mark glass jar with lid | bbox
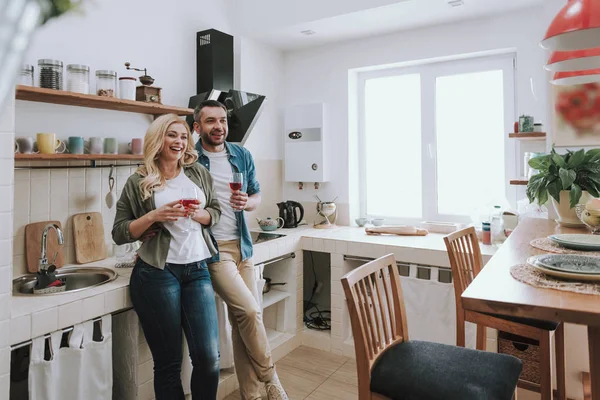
[95,70,117,97]
[19,65,34,87]
[38,59,64,90]
[66,64,90,94]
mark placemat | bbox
[529,237,600,256]
[510,264,600,296]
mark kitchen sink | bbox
[12,267,118,296]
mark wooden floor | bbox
[224,346,358,400]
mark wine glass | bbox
[180,187,200,232]
[229,173,244,213]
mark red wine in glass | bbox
[229,182,242,191]
[180,199,200,208]
[180,187,200,232]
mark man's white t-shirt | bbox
[153,169,212,264]
[201,148,240,241]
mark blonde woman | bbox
[113,114,221,400]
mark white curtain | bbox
[28,315,113,400]
[400,265,476,349]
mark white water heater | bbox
[284,103,328,183]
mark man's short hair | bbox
[193,100,227,123]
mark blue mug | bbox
[68,136,84,154]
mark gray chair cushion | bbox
[370,340,522,400]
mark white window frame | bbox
[357,53,517,225]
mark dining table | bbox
[461,217,599,399]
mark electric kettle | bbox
[277,201,304,228]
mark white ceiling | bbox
[235,0,544,50]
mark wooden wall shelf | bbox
[509,179,529,186]
[15,85,194,116]
[508,132,546,140]
[15,154,143,161]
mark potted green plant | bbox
[527,147,600,226]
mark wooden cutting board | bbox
[72,212,107,264]
[25,221,65,273]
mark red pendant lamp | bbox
[551,68,600,85]
[545,47,600,71]
[541,0,600,51]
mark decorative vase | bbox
[551,190,592,227]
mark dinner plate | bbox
[527,256,600,282]
[548,234,600,251]
[529,254,600,274]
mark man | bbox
[193,100,288,400]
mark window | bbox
[357,54,516,224]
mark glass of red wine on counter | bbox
[180,187,200,232]
[230,172,244,212]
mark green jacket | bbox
[112,163,221,269]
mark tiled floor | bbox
[223,346,358,400]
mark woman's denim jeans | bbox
[130,259,220,400]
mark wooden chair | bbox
[341,253,523,400]
[444,226,566,400]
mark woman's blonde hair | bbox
[137,114,198,200]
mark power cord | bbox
[304,251,331,331]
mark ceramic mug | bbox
[36,133,66,154]
[85,137,104,154]
[104,137,118,155]
[68,136,84,154]
[128,138,143,155]
[16,137,36,154]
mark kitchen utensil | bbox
[527,256,600,282]
[262,277,286,294]
[315,199,337,229]
[15,137,35,154]
[365,226,429,236]
[104,137,118,154]
[68,136,84,154]
[128,138,143,155]
[113,242,138,268]
[25,221,65,273]
[36,133,66,154]
[277,201,304,228]
[85,137,104,154]
[72,212,107,264]
[532,254,600,275]
[105,165,116,209]
[548,233,600,251]
[355,218,368,227]
[256,217,284,231]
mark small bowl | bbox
[355,218,368,227]
[575,204,600,234]
[371,218,385,226]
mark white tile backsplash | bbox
[0,321,8,347]
[0,267,10,293]
[10,315,31,344]
[13,166,127,276]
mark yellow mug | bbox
[36,133,66,154]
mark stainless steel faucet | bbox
[39,223,64,271]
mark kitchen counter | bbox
[10,224,497,346]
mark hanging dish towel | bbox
[28,316,113,400]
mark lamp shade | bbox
[551,69,600,85]
[541,0,600,51]
[545,47,600,71]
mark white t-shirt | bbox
[153,169,212,264]
[201,148,240,241]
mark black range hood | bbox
[187,29,266,145]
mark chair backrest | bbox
[341,254,408,397]
[443,226,484,300]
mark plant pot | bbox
[551,190,592,227]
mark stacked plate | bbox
[548,234,600,251]
[527,254,600,282]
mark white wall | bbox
[0,94,15,399]
[282,6,548,214]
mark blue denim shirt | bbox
[196,140,260,262]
